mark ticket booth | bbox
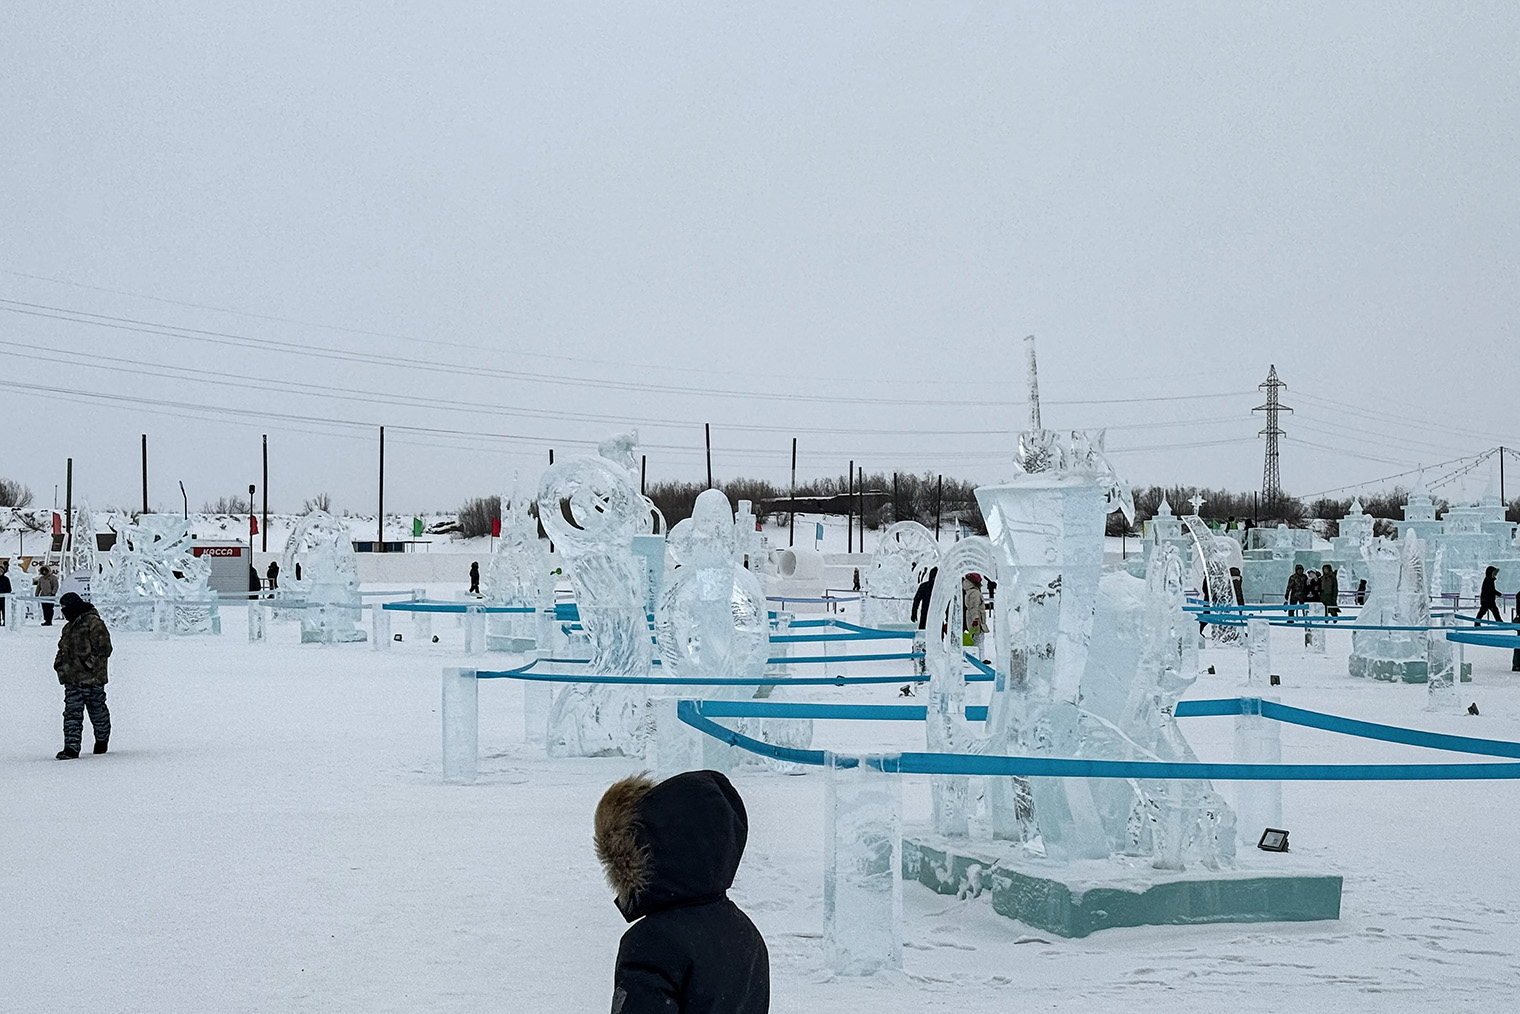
[192,542,252,597]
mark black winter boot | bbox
[56,748,80,760]
[93,739,108,755]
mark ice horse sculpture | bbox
[94,513,219,634]
[861,521,940,628]
[279,511,366,643]
[484,477,553,652]
[1350,533,1432,682]
[536,433,656,757]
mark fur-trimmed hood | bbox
[594,770,749,923]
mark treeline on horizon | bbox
[454,472,1520,540]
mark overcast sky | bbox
[2,3,1516,515]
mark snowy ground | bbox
[6,601,1520,1012]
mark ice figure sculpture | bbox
[1350,534,1430,681]
[536,433,655,757]
[1183,502,1243,644]
[655,489,768,686]
[862,521,939,628]
[93,514,219,634]
[279,511,366,643]
[59,500,98,593]
[485,476,553,652]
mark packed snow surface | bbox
[5,600,1520,1012]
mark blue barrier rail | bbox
[675,696,1520,779]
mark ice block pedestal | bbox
[441,667,479,784]
[902,834,1342,938]
[824,755,902,975]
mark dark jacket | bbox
[1482,571,1501,608]
[910,569,938,631]
[1320,567,1339,608]
[595,770,769,1014]
[54,596,112,687]
[1285,571,1307,605]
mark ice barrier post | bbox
[246,598,266,643]
[1233,697,1282,846]
[411,588,432,643]
[1247,618,1271,686]
[523,654,550,748]
[823,753,902,975]
[372,602,391,651]
[442,667,479,784]
[1305,603,1326,654]
[1426,617,1458,713]
[464,604,484,656]
[651,696,705,780]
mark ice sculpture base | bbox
[902,834,1342,938]
[301,628,368,644]
[1348,657,1472,684]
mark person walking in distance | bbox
[910,567,938,677]
[1284,564,1307,617]
[53,592,113,760]
[35,564,59,625]
[469,561,480,595]
[0,565,10,626]
[266,559,280,591]
[1477,566,1504,624]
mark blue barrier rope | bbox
[382,601,535,614]
[675,697,1520,779]
[1446,629,1520,648]
[485,669,931,687]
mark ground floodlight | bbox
[1257,828,1290,852]
[1269,674,1281,686]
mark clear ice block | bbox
[1233,698,1282,846]
[823,754,902,975]
[441,667,479,784]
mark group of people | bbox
[0,563,61,626]
[1284,563,1341,616]
[907,567,992,668]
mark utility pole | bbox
[847,460,854,554]
[789,437,797,548]
[377,425,385,552]
[141,434,149,514]
[248,483,256,580]
[1253,365,1292,516]
[261,434,269,552]
[65,458,73,540]
[705,423,713,489]
[935,474,943,538]
[640,454,646,496]
[180,480,188,520]
[857,464,864,553]
[892,472,899,526]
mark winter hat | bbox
[59,592,88,621]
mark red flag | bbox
[491,517,502,538]
[250,514,260,537]
[52,512,61,535]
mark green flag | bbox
[412,517,423,537]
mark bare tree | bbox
[301,492,334,515]
[0,477,35,508]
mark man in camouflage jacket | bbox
[53,592,113,760]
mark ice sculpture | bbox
[1350,534,1430,681]
[655,489,768,686]
[536,432,655,757]
[279,511,366,643]
[59,500,98,592]
[93,513,220,634]
[1183,500,1243,644]
[862,521,940,628]
[918,337,1236,869]
[484,476,553,652]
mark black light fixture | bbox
[1269,674,1281,686]
[1257,828,1290,852]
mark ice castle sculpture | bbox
[861,521,940,628]
[93,513,220,634]
[1350,533,1434,682]
[279,511,366,643]
[484,477,553,652]
[536,432,657,757]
